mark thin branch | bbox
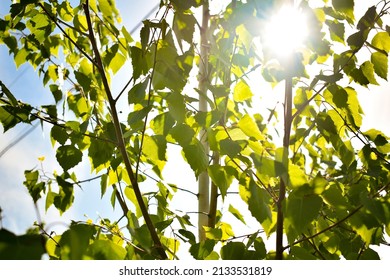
[38,3,97,68]
[83,0,167,259]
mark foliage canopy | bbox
[0,0,390,260]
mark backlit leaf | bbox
[182,139,208,177]
[372,32,390,52]
[285,193,322,233]
[87,240,126,260]
[233,80,253,102]
[371,52,388,80]
[238,114,264,141]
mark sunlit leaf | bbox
[233,80,253,102]
[87,240,126,260]
[371,52,388,80]
[372,32,390,53]
[238,114,264,141]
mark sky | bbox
[0,0,390,259]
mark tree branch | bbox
[82,0,167,259]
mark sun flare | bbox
[264,5,308,56]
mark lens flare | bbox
[264,5,308,57]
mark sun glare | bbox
[264,5,308,57]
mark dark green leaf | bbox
[178,229,196,245]
[88,138,115,170]
[56,145,83,171]
[189,240,216,260]
[0,229,45,260]
[140,22,150,53]
[0,81,18,106]
[23,170,45,203]
[128,77,149,104]
[347,30,368,50]
[221,242,246,260]
[51,125,68,145]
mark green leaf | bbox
[290,246,317,260]
[56,223,95,259]
[326,19,345,43]
[58,1,74,22]
[23,170,45,203]
[170,123,195,147]
[150,112,175,136]
[347,30,368,50]
[87,240,126,260]
[173,12,196,49]
[371,52,388,80]
[233,80,253,102]
[228,204,246,225]
[0,81,18,106]
[372,32,390,53]
[56,145,83,171]
[54,176,75,214]
[143,135,167,162]
[51,125,68,145]
[361,61,379,85]
[178,229,196,245]
[128,77,149,104]
[285,194,322,233]
[250,154,285,178]
[332,0,354,22]
[189,240,216,260]
[239,178,272,225]
[321,183,349,209]
[238,114,264,141]
[219,138,242,158]
[208,165,235,197]
[0,229,45,260]
[166,92,186,123]
[140,22,150,53]
[103,44,126,74]
[221,242,246,260]
[182,139,208,177]
[288,164,309,190]
[130,46,149,80]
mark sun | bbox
[263,4,308,57]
